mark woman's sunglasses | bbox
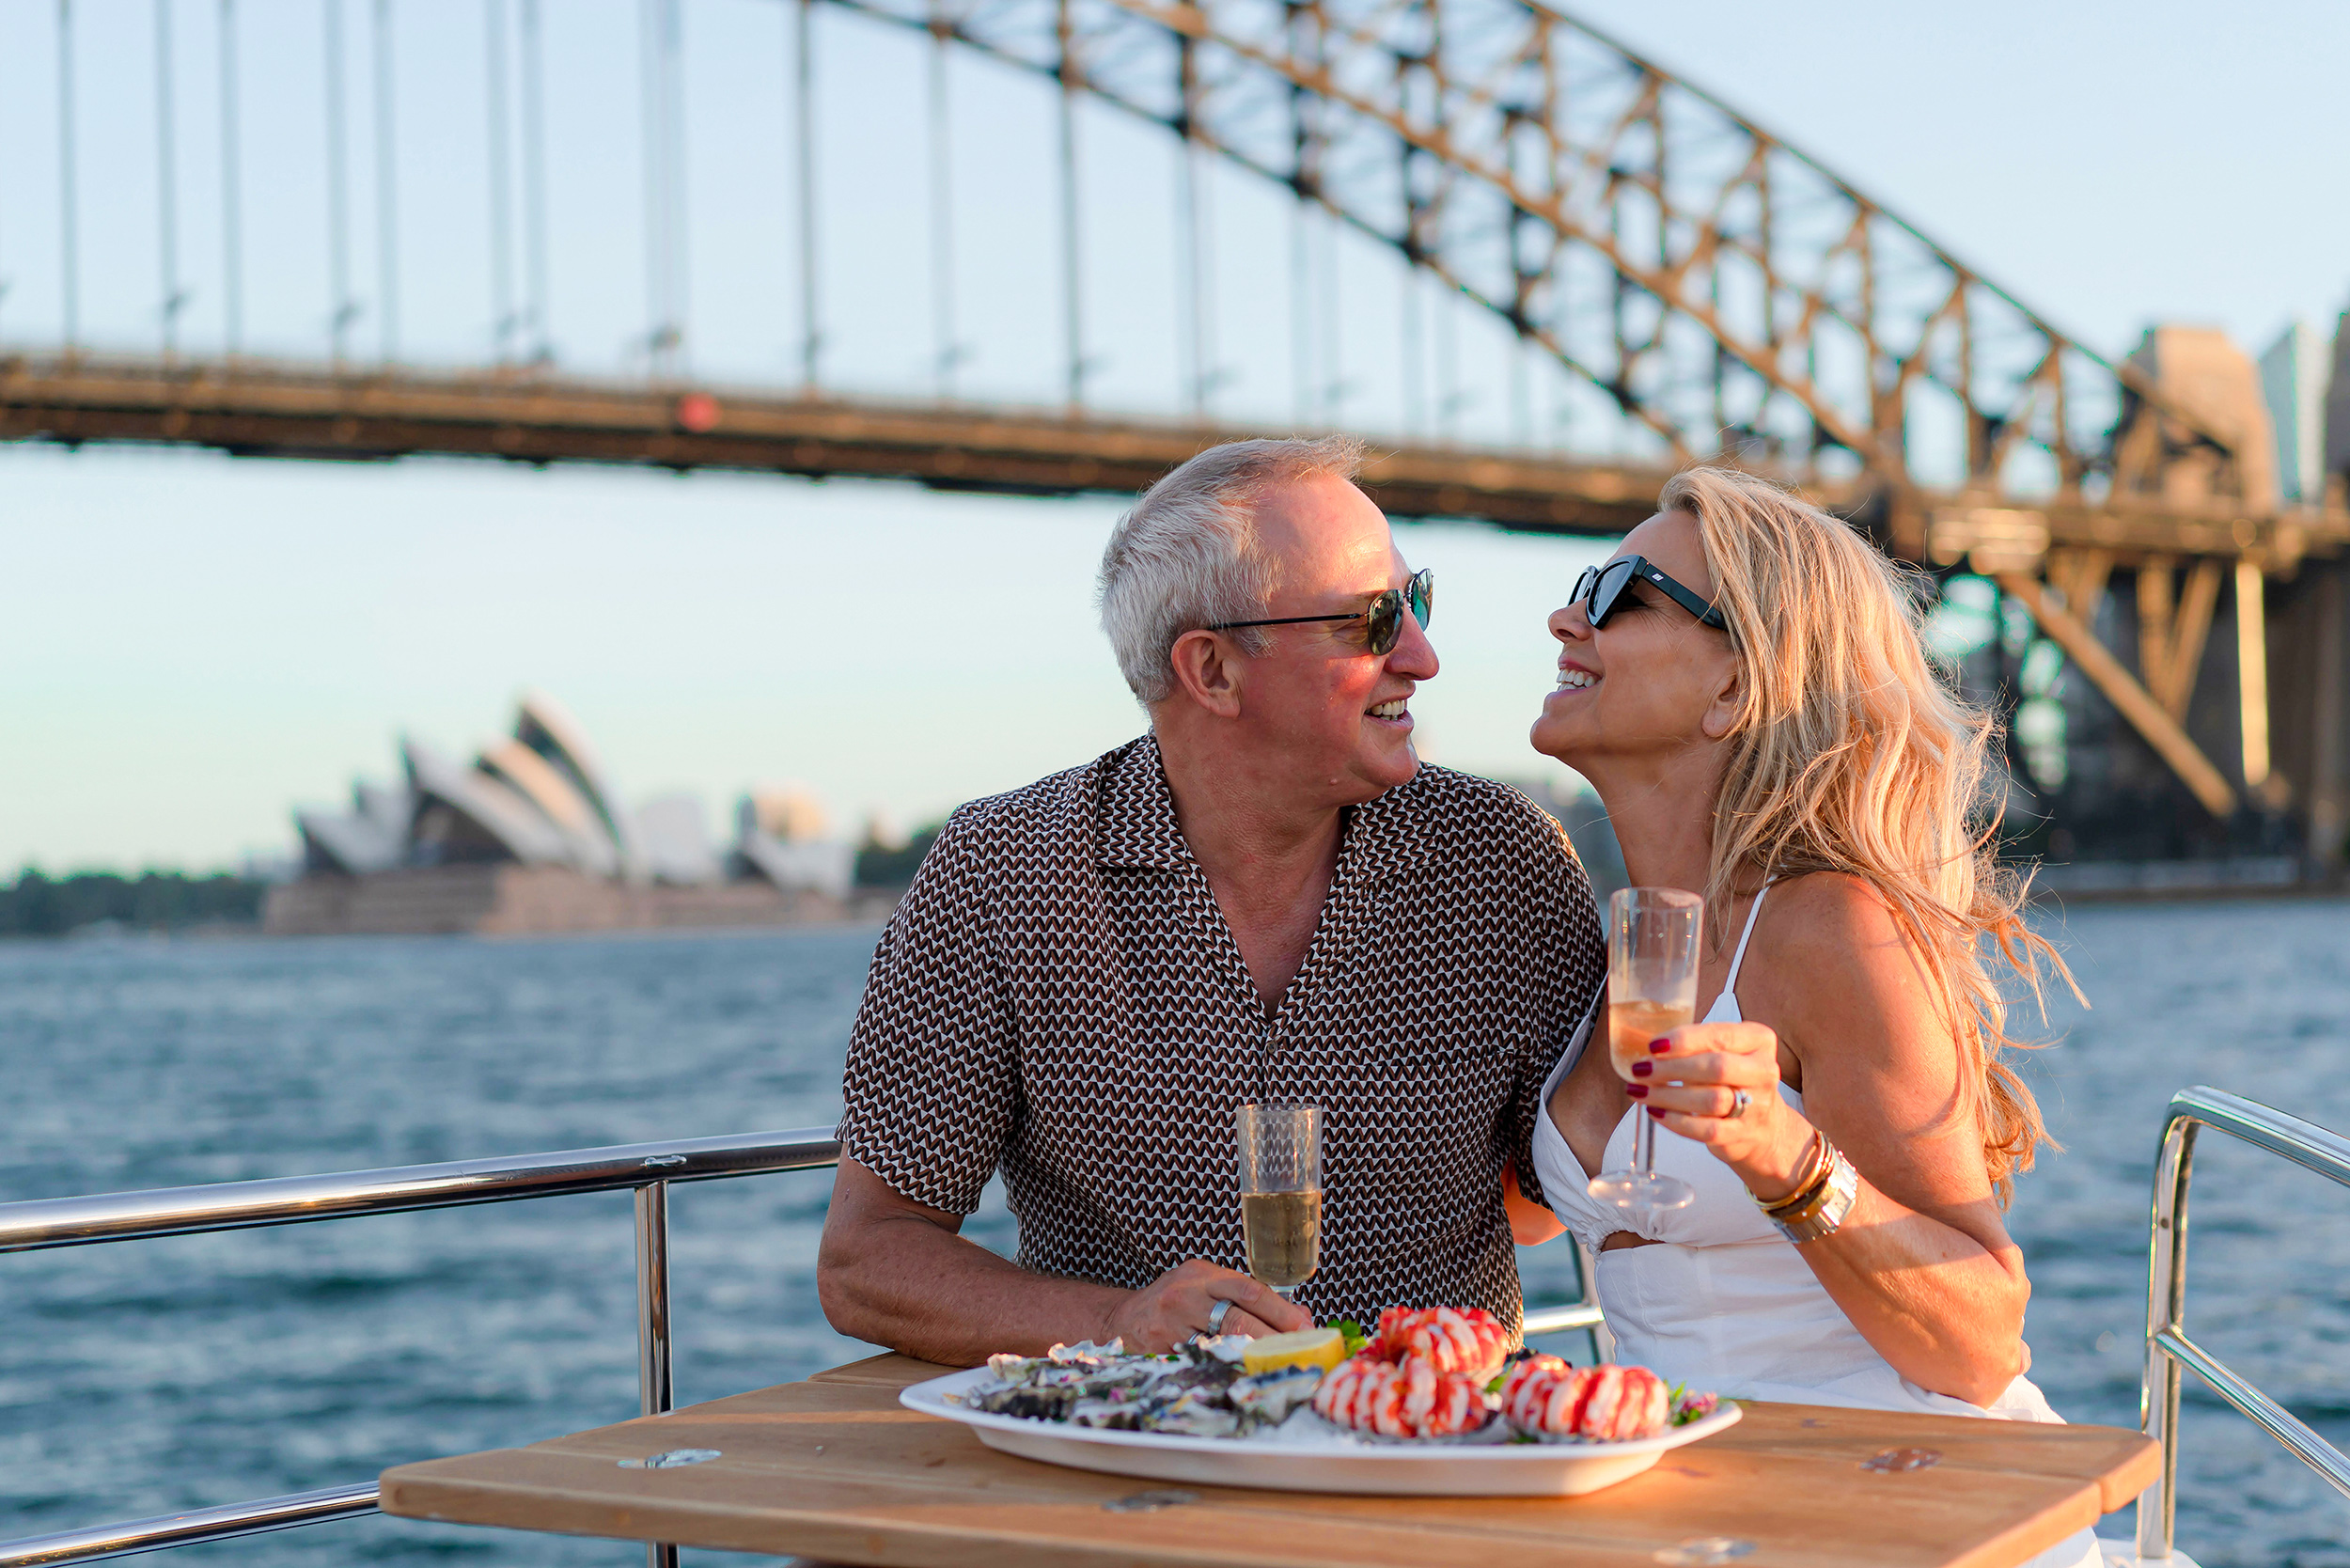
[1572,557,1727,632]
[1208,568,1434,657]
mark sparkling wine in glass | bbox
[1236,1102,1323,1299]
[1588,887,1701,1222]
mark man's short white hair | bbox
[1097,436,1368,704]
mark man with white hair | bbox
[819,436,1604,1362]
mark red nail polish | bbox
[1631,1060,1653,1078]
[1627,1083,1649,1099]
[1647,1106,1665,1119]
[1650,1038,1671,1054]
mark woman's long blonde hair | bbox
[1663,465,2073,1204]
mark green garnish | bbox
[1667,1383,1721,1425]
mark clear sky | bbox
[4,0,2344,871]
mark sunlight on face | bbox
[1529,509,1734,774]
[1243,474,1440,801]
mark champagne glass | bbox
[1587,887,1700,1222]
[1236,1103,1323,1301]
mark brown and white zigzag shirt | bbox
[838,733,1605,1334]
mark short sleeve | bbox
[836,814,1019,1215]
[1506,804,1606,1213]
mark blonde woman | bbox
[1528,468,2096,1567]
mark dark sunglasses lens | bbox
[1409,572,1434,629]
[1588,559,1637,627]
[1365,592,1404,655]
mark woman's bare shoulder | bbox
[1760,872,1917,966]
[1751,873,1951,1064]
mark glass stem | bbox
[1634,1099,1657,1177]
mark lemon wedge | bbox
[1242,1326,1348,1375]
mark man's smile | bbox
[1367,698,1412,725]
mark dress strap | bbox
[1722,881,1773,996]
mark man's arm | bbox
[1505,795,1608,1218]
[1500,1164,1566,1247]
[818,1156,1305,1363]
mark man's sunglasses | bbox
[1208,568,1434,656]
[1572,557,1727,632]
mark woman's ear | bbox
[1699,647,1742,741]
[1168,628,1246,719]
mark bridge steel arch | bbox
[848,0,2269,537]
[836,0,2349,832]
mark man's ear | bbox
[1699,648,1742,741]
[1167,628,1246,719]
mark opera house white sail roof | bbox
[291,693,850,898]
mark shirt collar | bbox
[1335,770,1440,887]
[1095,732,1438,885]
[1095,734,1194,870]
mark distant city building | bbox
[271,692,875,935]
[733,788,854,901]
[2328,308,2350,495]
[2123,325,2278,512]
[2259,320,2331,503]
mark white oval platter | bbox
[899,1366,1741,1497]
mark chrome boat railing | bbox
[0,1129,846,1568]
[2138,1087,2350,1560]
[0,1133,1603,1567]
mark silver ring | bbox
[1206,1298,1233,1334]
[1731,1088,1752,1117]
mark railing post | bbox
[2138,1112,2199,1560]
[634,1179,677,1568]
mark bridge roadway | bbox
[8,353,2347,570]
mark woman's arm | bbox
[1636,875,2030,1407]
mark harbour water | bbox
[5,898,2348,1566]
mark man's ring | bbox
[1206,1298,1233,1334]
[1731,1088,1752,1117]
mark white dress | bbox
[1530,886,2103,1568]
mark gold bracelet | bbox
[1770,1141,1860,1244]
[1767,1168,1841,1231]
[1758,1130,1828,1216]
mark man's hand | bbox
[1104,1258,1312,1351]
[821,1158,1316,1365]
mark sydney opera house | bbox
[264,693,870,936]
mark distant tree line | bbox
[847,791,1626,897]
[0,870,268,937]
[854,825,941,888]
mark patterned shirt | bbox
[838,734,1605,1333]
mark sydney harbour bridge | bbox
[5,0,2347,867]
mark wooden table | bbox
[380,1354,2156,1568]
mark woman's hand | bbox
[1635,1021,1814,1203]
